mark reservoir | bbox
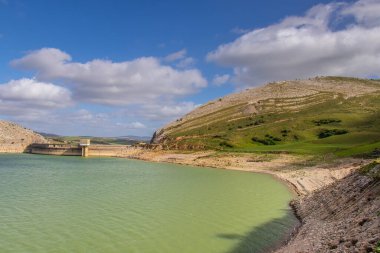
[0,154,297,253]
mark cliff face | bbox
[277,164,380,253]
[0,120,47,153]
[151,77,380,155]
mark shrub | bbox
[281,129,291,137]
[318,129,348,138]
[219,141,233,148]
[312,118,341,126]
[251,134,281,145]
[252,137,275,145]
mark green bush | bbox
[318,129,348,138]
[219,141,234,148]
[252,134,282,145]
[312,118,341,126]
[281,129,291,137]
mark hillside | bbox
[152,77,380,157]
[0,120,47,153]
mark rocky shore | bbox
[276,164,379,253]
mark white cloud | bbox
[116,121,146,129]
[342,0,380,27]
[139,102,199,121]
[231,27,250,34]
[164,49,187,62]
[0,78,72,109]
[212,74,230,86]
[164,49,195,68]
[207,0,380,87]
[12,48,207,106]
[176,57,195,68]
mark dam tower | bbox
[79,139,90,157]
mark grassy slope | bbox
[160,77,380,157]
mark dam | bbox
[29,139,144,157]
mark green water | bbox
[0,154,297,253]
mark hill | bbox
[152,77,380,157]
[0,120,47,153]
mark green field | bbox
[160,77,380,158]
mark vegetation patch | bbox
[359,161,380,180]
[281,129,291,137]
[318,129,348,139]
[252,134,282,145]
[312,118,342,126]
[219,141,234,148]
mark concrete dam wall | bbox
[29,143,144,157]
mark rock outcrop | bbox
[277,165,380,253]
[0,120,47,153]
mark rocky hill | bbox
[152,77,380,157]
[0,120,47,153]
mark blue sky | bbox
[0,0,379,137]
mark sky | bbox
[0,0,379,137]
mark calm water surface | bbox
[0,154,297,253]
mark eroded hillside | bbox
[0,120,47,153]
[152,77,380,157]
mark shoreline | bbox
[127,150,364,196]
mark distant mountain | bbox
[152,77,380,157]
[117,135,151,142]
[37,132,61,138]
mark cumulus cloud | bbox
[207,0,380,87]
[342,0,380,27]
[12,48,207,106]
[212,74,230,86]
[0,78,72,109]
